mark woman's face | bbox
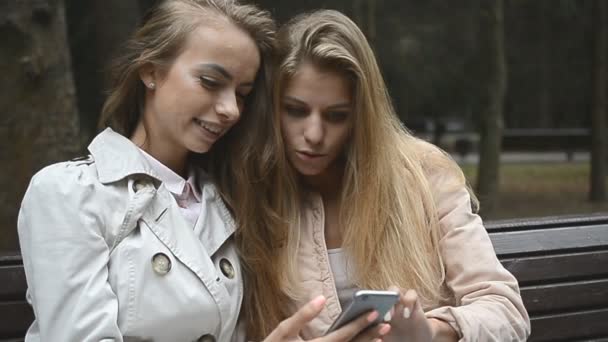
[140,20,260,157]
[280,62,353,179]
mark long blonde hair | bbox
[238,9,476,339]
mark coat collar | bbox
[88,128,161,184]
[88,128,207,190]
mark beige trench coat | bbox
[18,128,242,342]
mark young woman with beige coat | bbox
[236,9,531,342]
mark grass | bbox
[460,162,608,220]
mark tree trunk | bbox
[476,0,506,215]
[353,0,376,45]
[65,0,141,143]
[0,0,80,251]
[590,0,607,202]
[367,0,376,46]
[537,1,551,128]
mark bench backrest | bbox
[487,214,608,342]
[1,214,607,341]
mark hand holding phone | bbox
[325,290,399,335]
[263,295,391,341]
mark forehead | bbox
[176,19,261,81]
[284,63,353,105]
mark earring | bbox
[148,82,156,89]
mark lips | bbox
[296,150,327,160]
[194,118,223,137]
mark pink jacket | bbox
[288,167,531,341]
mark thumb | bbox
[268,296,326,340]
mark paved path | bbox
[453,152,590,165]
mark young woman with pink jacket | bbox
[236,9,531,342]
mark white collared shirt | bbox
[138,148,202,228]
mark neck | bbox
[303,161,344,200]
[131,121,189,177]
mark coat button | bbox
[219,258,235,279]
[132,179,146,192]
[151,253,171,275]
[197,334,216,342]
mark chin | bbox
[296,167,324,177]
[189,143,213,154]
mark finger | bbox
[387,285,401,293]
[352,323,391,342]
[274,296,326,338]
[386,285,403,321]
[392,298,405,322]
[401,289,418,319]
[325,310,379,341]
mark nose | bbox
[215,91,240,124]
[303,113,324,146]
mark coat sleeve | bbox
[424,168,531,342]
[17,163,123,341]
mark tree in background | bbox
[66,0,142,143]
[505,0,592,129]
[0,0,80,250]
[589,0,607,202]
[476,0,506,214]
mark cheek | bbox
[330,126,351,153]
[280,117,297,146]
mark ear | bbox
[139,64,157,89]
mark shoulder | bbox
[399,136,465,185]
[23,156,127,211]
[403,137,478,209]
[27,156,99,196]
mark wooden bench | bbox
[446,128,591,160]
[501,128,590,161]
[1,214,607,341]
[0,253,31,341]
[486,213,608,341]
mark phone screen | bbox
[325,290,399,335]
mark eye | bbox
[325,111,349,123]
[236,91,248,102]
[284,104,308,118]
[199,76,220,88]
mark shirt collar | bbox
[88,128,203,202]
[138,148,201,202]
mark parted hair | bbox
[98,0,275,138]
[97,0,277,226]
[238,9,476,339]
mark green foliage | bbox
[251,0,593,130]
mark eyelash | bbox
[200,76,248,104]
[284,105,349,123]
[284,105,308,117]
[199,76,220,88]
[326,111,349,123]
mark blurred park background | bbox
[2,0,608,253]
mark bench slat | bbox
[485,213,608,232]
[500,250,608,284]
[529,308,608,342]
[0,302,33,339]
[0,266,27,301]
[520,278,608,314]
[490,224,608,256]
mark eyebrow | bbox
[198,63,232,79]
[284,96,351,110]
[197,63,255,87]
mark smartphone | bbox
[325,290,400,335]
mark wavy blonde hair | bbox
[237,9,478,339]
